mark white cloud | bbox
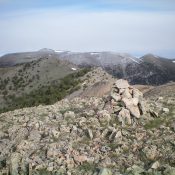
[0,9,175,57]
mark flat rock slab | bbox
[114,79,130,89]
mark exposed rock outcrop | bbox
[0,79,174,175]
[110,79,144,126]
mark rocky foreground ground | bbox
[0,79,175,175]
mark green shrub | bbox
[0,68,91,113]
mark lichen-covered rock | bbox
[132,88,143,99]
[98,168,112,175]
[151,161,160,169]
[114,79,130,89]
[64,111,75,119]
[162,107,169,113]
[126,165,145,175]
[143,145,159,161]
[97,110,111,125]
[9,153,21,175]
[118,108,132,125]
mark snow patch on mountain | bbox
[129,57,140,64]
[90,52,99,55]
[55,50,65,53]
[71,68,77,71]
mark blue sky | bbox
[0,0,175,58]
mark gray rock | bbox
[111,91,121,102]
[9,153,21,175]
[114,79,130,89]
[98,168,112,175]
[64,111,75,119]
[132,88,143,99]
[87,129,93,139]
[162,108,169,113]
[122,88,132,99]
[126,165,145,175]
[28,130,41,142]
[118,108,132,125]
[97,110,111,125]
[164,166,175,175]
[122,98,140,118]
[151,161,160,169]
[150,110,159,118]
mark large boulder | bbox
[114,79,130,89]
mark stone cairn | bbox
[110,79,145,126]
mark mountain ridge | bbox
[0,49,175,86]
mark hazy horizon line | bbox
[0,48,175,59]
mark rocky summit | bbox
[0,79,175,175]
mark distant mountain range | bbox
[0,48,175,85]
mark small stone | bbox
[101,128,109,138]
[9,153,21,175]
[127,165,144,175]
[97,110,111,124]
[73,155,87,164]
[87,129,93,139]
[114,130,122,143]
[158,97,163,100]
[151,161,160,169]
[144,145,159,161]
[52,129,60,139]
[150,110,159,118]
[64,111,75,119]
[162,108,169,113]
[109,129,117,141]
[47,166,54,172]
[170,121,175,132]
[118,108,132,125]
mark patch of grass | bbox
[72,137,91,149]
[0,68,91,114]
[33,169,51,175]
[145,104,175,130]
[78,162,96,173]
[107,142,118,151]
[144,118,164,129]
[38,113,48,121]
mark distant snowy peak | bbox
[90,52,100,55]
[55,50,65,53]
[54,50,69,53]
[57,51,142,67]
[128,57,140,64]
[38,48,55,53]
